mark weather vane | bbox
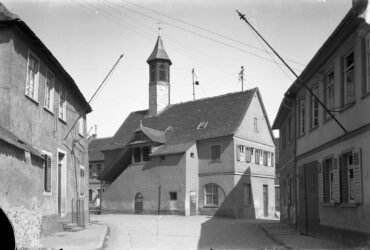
[157,20,162,36]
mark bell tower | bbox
[147,35,172,116]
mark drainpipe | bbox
[293,98,298,230]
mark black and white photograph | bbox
[0,0,370,249]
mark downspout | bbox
[293,98,298,229]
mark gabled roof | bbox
[134,126,166,144]
[0,126,43,159]
[102,88,257,151]
[147,35,172,64]
[0,2,92,113]
[88,137,112,162]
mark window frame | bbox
[159,64,166,81]
[237,145,245,161]
[204,183,219,206]
[79,165,86,197]
[343,50,355,105]
[25,51,40,102]
[325,69,335,120]
[253,117,258,132]
[310,84,319,129]
[58,87,67,122]
[44,69,55,113]
[298,96,306,136]
[210,144,221,162]
[42,150,52,195]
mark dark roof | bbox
[102,88,257,151]
[0,126,43,159]
[88,137,112,162]
[136,126,166,144]
[0,2,92,113]
[147,36,172,64]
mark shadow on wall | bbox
[214,169,255,219]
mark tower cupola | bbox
[147,36,171,116]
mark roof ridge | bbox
[0,2,19,20]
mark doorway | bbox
[263,185,268,217]
[134,192,143,214]
[189,191,197,216]
[57,150,66,216]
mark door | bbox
[299,162,319,235]
[134,192,143,214]
[189,191,197,216]
[263,185,268,217]
[57,151,66,216]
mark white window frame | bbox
[343,51,355,105]
[25,51,40,101]
[237,145,245,161]
[44,69,55,112]
[42,150,52,195]
[204,183,219,206]
[267,152,272,167]
[311,84,319,128]
[79,165,86,197]
[58,87,67,122]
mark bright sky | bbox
[3,0,351,138]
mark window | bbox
[263,151,268,166]
[253,117,258,132]
[204,183,219,206]
[250,148,255,164]
[311,85,319,128]
[133,147,141,163]
[243,184,251,206]
[245,147,252,163]
[255,149,262,165]
[26,52,39,101]
[169,192,177,201]
[267,152,272,167]
[89,164,93,177]
[237,145,245,161]
[44,69,54,111]
[159,64,166,81]
[323,158,335,203]
[142,146,150,161]
[210,145,221,162]
[89,189,93,202]
[43,151,52,193]
[366,34,370,93]
[325,70,335,117]
[59,87,67,121]
[197,121,208,129]
[344,51,355,105]
[150,64,156,82]
[299,97,306,135]
[78,117,84,136]
[79,165,85,197]
[96,164,102,176]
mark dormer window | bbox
[132,146,151,163]
[159,64,166,81]
[197,121,208,130]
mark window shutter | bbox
[259,150,263,165]
[353,149,363,204]
[333,158,340,203]
[340,155,349,203]
[318,161,324,204]
[46,155,52,192]
[236,145,240,161]
[251,148,255,164]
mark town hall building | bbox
[97,35,277,218]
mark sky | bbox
[3,0,351,138]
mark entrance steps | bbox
[63,223,84,232]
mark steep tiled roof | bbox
[147,36,172,64]
[88,137,112,162]
[0,2,91,113]
[135,126,167,144]
[102,88,257,151]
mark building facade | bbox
[273,0,370,240]
[0,3,91,248]
[97,36,277,218]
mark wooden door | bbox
[189,191,197,216]
[263,185,268,217]
[134,192,143,214]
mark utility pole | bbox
[192,68,199,101]
[236,10,347,134]
[239,66,245,91]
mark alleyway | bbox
[92,214,280,250]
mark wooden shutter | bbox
[245,147,251,163]
[44,154,52,192]
[340,155,349,203]
[318,161,324,204]
[333,158,340,203]
[236,145,240,161]
[353,149,363,204]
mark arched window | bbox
[159,64,166,81]
[204,183,219,206]
[150,64,156,82]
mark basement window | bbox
[169,192,177,201]
[197,121,208,130]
